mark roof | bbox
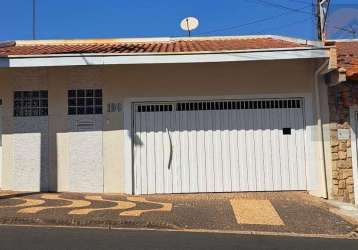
[328,40,358,80]
[0,36,313,57]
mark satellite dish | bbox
[180,17,199,37]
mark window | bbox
[135,99,303,113]
[175,99,302,111]
[14,90,48,117]
[137,104,173,112]
[68,89,103,115]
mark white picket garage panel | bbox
[133,98,307,194]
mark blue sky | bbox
[0,0,356,41]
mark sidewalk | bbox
[0,191,356,237]
[326,200,358,225]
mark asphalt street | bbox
[0,225,356,250]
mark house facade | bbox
[327,40,358,203]
[0,35,341,200]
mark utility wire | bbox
[282,0,315,6]
[249,0,316,16]
[255,16,315,35]
[197,5,313,35]
[334,26,357,39]
[282,0,316,16]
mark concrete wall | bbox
[0,59,323,193]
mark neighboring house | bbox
[0,35,338,200]
[326,39,358,203]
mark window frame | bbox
[13,90,48,117]
[67,89,103,115]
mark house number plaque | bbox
[337,129,350,140]
[107,103,122,113]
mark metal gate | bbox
[133,98,307,194]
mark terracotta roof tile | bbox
[0,37,308,57]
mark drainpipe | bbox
[314,59,329,198]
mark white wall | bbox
[0,59,325,194]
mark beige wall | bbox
[0,59,320,193]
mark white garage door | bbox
[133,98,307,194]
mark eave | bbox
[0,47,330,68]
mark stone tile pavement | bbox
[0,191,356,237]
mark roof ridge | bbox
[14,38,173,46]
[12,35,305,47]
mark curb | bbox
[110,227,358,240]
[0,217,357,240]
[0,222,357,240]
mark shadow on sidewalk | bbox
[0,192,41,200]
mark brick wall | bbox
[328,80,358,203]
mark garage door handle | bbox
[166,128,173,170]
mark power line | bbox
[282,0,314,6]
[256,16,315,35]
[249,0,316,16]
[282,0,316,16]
[280,0,313,4]
[197,5,313,35]
[334,26,357,38]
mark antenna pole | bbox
[317,0,331,41]
[316,0,323,41]
[32,0,36,40]
[186,18,191,37]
